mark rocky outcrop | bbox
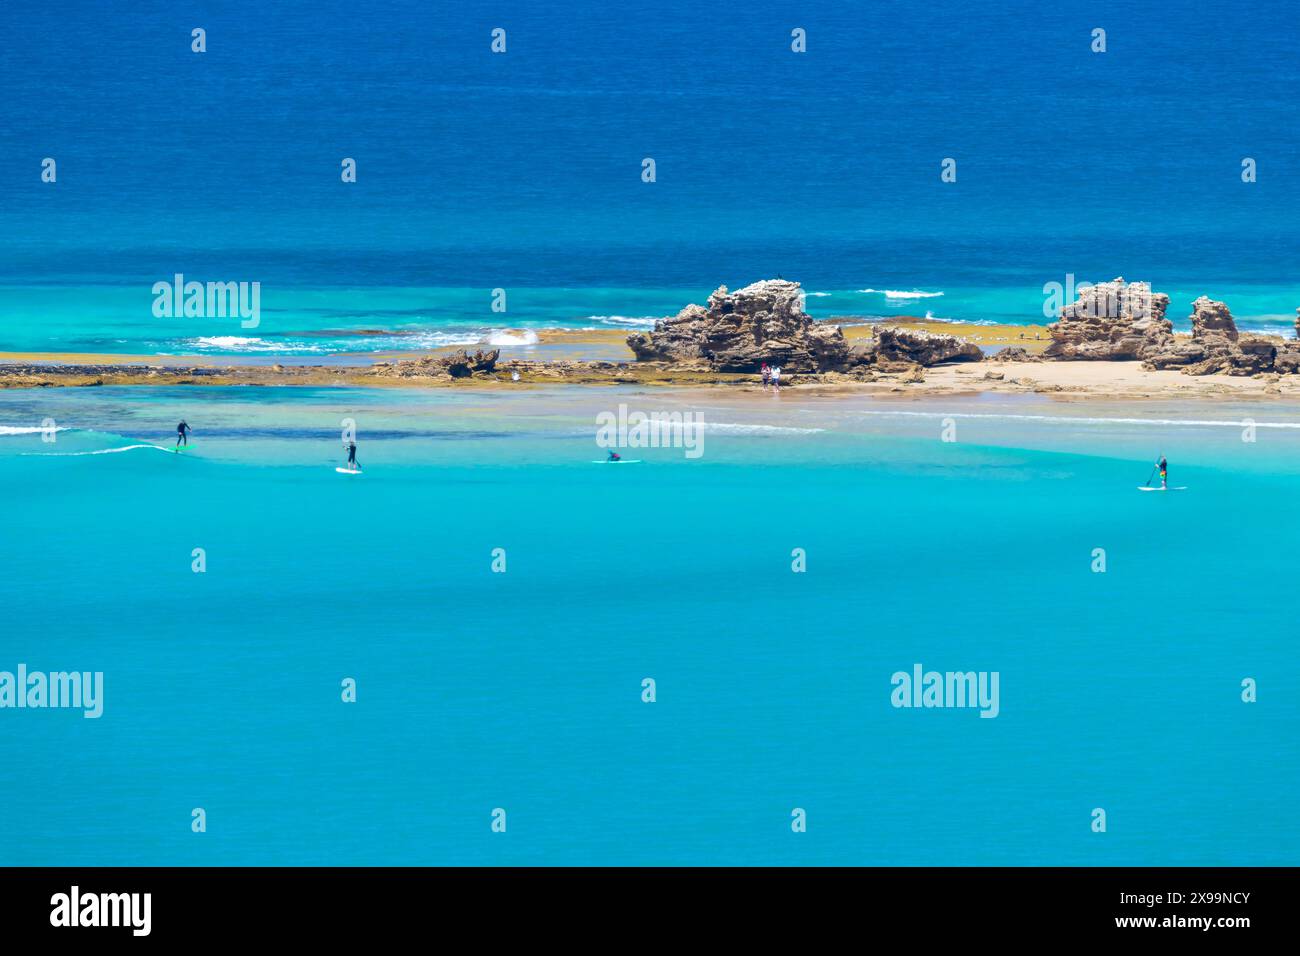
[626,279,849,372]
[872,327,982,365]
[1145,297,1239,370]
[1143,298,1300,375]
[439,348,499,377]
[988,346,1040,362]
[1189,296,1238,345]
[1230,337,1279,375]
[1274,342,1300,374]
[1043,278,1173,360]
[375,348,499,379]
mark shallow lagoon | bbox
[1,385,1296,864]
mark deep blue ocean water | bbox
[1,0,1298,353]
[1,385,1298,865]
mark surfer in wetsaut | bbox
[346,441,360,472]
[176,420,191,448]
[607,449,622,462]
[1158,455,1168,489]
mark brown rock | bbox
[873,327,981,366]
[1273,343,1300,374]
[1044,277,1173,360]
[626,279,849,372]
[1189,296,1238,344]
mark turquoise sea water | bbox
[2,280,1297,357]
[2,385,1296,865]
[3,0,1300,355]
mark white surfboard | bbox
[336,467,362,475]
[1138,486,1186,492]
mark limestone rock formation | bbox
[1145,297,1239,370]
[1274,343,1300,374]
[1189,296,1238,344]
[374,348,499,379]
[1143,298,1300,375]
[1229,337,1278,375]
[440,348,500,377]
[626,280,849,372]
[988,346,1039,362]
[1043,278,1172,360]
[872,327,982,366]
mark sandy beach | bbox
[3,351,1296,401]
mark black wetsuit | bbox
[347,443,358,469]
[176,422,190,447]
[1158,457,1168,488]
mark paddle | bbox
[1144,454,1160,488]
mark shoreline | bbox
[2,354,1297,401]
[4,317,1298,402]
[0,318,1055,366]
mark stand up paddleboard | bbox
[1138,486,1187,492]
[173,444,196,453]
[336,467,362,475]
[591,460,642,464]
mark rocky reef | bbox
[1143,298,1300,375]
[873,327,982,365]
[626,279,850,372]
[1043,278,1173,360]
[372,348,499,380]
[626,279,987,371]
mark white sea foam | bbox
[23,444,176,457]
[485,330,540,346]
[805,291,832,298]
[581,315,658,328]
[703,422,826,434]
[1,425,70,436]
[189,336,329,353]
[858,289,945,300]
